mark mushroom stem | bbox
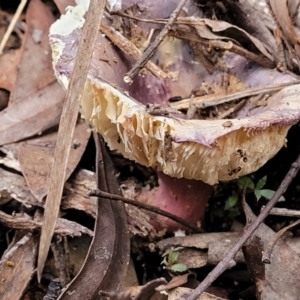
[136,171,213,232]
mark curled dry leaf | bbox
[49,0,300,185]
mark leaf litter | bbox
[1,0,300,299]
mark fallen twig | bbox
[88,189,204,233]
[124,0,187,82]
[261,206,300,217]
[185,152,300,300]
[100,24,169,80]
[170,80,300,110]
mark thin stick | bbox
[100,24,169,80]
[261,206,300,217]
[185,153,300,300]
[88,189,204,233]
[217,99,246,119]
[170,80,300,110]
[262,218,300,263]
[37,0,106,282]
[0,0,27,55]
[124,0,187,82]
[112,11,166,24]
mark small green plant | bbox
[238,175,285,202]
[225,175,285,210]
[161,247,188,273]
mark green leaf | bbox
[259,189,285,202]
[254,189,262,201]
[168,251,179,265]
[254,189,285,202]
[256,176,267,190]
[170,263,188,272]
[225,195,238,210]
[259,189,274,200]
[237,177,255,190]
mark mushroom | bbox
[49,0,300,231]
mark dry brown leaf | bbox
[0,80,65,146]
[0,49,22,91]
[243,201,300,300]
[0,210,93,236]
[177,16,274,61]
[228,0,277,57]
[0,162,154,238]
[101,278,168,300]
[18,122,90,201]
[9,0,56,103]
[0,167,37,208]
[157,274,190,291]
[57,135,130,299]
[157,232,241,251]
[268,0,299,46]
[0,234,37,300]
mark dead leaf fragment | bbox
[10,0,56,103]
[268,0,299,46]
[57,136,130,299]
[243,201,300,300]
[18,122,90,201]
[0,49,22,91]
[168,287,227,300]
[176,16,274,61]
[0,234,37,300]
[0,80,65,146]
[101,278,168,300]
